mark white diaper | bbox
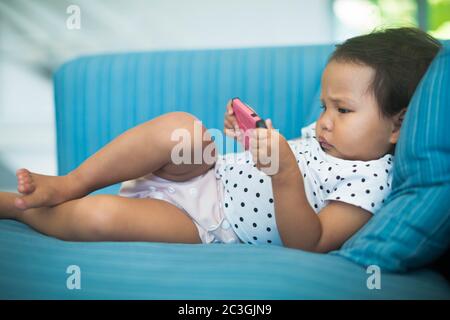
[118,163,242,244]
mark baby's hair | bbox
[329,27,442,119]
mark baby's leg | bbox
[15,111,217,210]
[0,191,201,243]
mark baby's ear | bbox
[394,108,407,130]
[389,108,407,144]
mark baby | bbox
[0,27,441,252]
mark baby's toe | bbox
[17,184,25,193]
[17,177,35,194]
[24,182,35,194]
[16,168,29,177]
[17,172,29,183]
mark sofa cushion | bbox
[1,220,449,299]
[335,42,450,272]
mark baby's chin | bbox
[320,144,347,160]
[324,147,375,162]
[320,144,335,156]
[316,138,356,160]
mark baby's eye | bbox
[338,108,350,114]
[320,104,326,111]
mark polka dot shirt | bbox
[215,122,394,246]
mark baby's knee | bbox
[166,112,214,150]
[73,195,119,240]
[165,111,199,129]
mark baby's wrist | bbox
[279,140,298,172]
[272,158,300,181]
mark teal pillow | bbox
[334,42,450,272]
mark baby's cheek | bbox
[347,133,383,161]
[334,135,360,160]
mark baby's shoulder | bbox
[332,154,394,183]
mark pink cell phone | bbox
[231,97,267,150]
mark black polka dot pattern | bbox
[215,150,282,245]
[215,122,394,245]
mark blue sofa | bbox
[0,43,449,299]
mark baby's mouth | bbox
[320,141,332,150]
[318,137,333,150]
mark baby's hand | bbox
[224,100,243,143]
[249,119,283,176]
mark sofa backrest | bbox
[53,44,335,178]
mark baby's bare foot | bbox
[15,168,82,210]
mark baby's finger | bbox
[224,111,239,127]
[224,118,234,130]
[228,115,239,129]
[258,139,270,160]
[250,128,259,141]
[226,100,234,115]
[236,131,243,142]
[224,127,236,137]
[225,113,237,125]
[249,130,258,149]
[255,128,267,139]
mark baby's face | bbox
[316,60,398,161]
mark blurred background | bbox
[0,0,449,191]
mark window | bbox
[331,0,450,40]
[428,0,450,38]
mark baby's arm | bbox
[252,125,372,252]
[270,139,371,252]
[311,201,372,253]
[268,141,322,250]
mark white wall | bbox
[0,0,333,190]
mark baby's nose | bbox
[318,117,333,131]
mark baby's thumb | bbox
[266,118,273,129]
[227,103,234,115]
